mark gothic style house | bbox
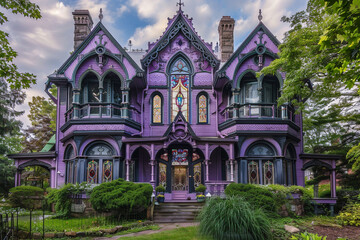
[10,6,339,202]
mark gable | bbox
[56,22,143,82]
[216,22,280,87]
[142,11,220,70]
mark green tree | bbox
[22,95,56,153]
[261,0,360,188]
[0,78,25,196]
[0,0,41,89]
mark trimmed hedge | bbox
[90,178,153,214]
[8,186,44,209]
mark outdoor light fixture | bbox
[57,171,64,177]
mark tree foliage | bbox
[0,0,41,89]
[0,77,25,196]
[22,94,56,153]
[261,0,360,187]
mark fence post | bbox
[0,214,3,240]
[29,210,32,239]
[11,213,14,240]
[43,199,45,240]
[16,209,19,239]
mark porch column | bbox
[205,159,209,182]
[150,159,155,183]
[125,159,130,181]
[50,168,56,188]
[230,159,234,182]
[330,169,336,198]
[125,144,130,181]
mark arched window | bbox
[240,73,259,104]
[102,72,122,104]
[65,145,76,184]
[85,143,114,184]
[246,142,276,185]
[152,94,162,124]
[170,58,190,121]
[80,72,101,104]
[198,94,208,123]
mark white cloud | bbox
[117,5,129,16]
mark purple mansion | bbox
[10,6,339,202]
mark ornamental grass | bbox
[198,196,272,240]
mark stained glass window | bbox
[193,163,201,188]
[159,163,167,188]
[198,94,207,123]
[152,95,162,123]
[263,160,274,185]
[103,160,113,182]
[171,149,189,166]
[171,58,190,121]
[87,160,99,184]
[248,161,259,184]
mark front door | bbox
[172,166,188,191]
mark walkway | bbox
[94,222,199,240]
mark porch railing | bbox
[64,103,140,122]
[205,181,233,196]
[222,103,295,122]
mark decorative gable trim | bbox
[141,16,220,69]
[215,22,280,85]
[57,22,143,77]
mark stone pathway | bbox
[94,222,199,240]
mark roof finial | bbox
[99,8,103,22]
[258,9,263,22]
[177,0,184,11]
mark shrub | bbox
[334,189,360,213]
[290,232,327,240]
[336,201,360,226]
[90,178,153,215]
[46,182,91,218]
[8,186,44,209]
[155,185,165,193]
[195,184,206,193]
[225,183,277,214]
[198,196,272,240]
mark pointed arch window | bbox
[198,94,208,123]
[152,94,162,124]
[170,58,190,121]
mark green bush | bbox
[225,183,277,214]
[336,201,360,226]
[155,185,165,193]
[225,183,314,216]
[90,178,153,215]
[198,196,272,240]
[290,232,327,240]
[46,182,91,218]
[195,184,206,193]
[334,189,360,213]
[8,186,44,209]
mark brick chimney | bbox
[72,10,93,50]
[218,16,235,62]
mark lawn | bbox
[17,216,143,233]
[118,226,211,240]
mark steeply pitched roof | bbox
[57,21,143,76]
[41,134,56,152]
[141,10,220,70]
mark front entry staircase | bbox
[153,202,205,223]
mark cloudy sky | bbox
[4,0,308,127]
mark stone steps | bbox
[153,202,205,223]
